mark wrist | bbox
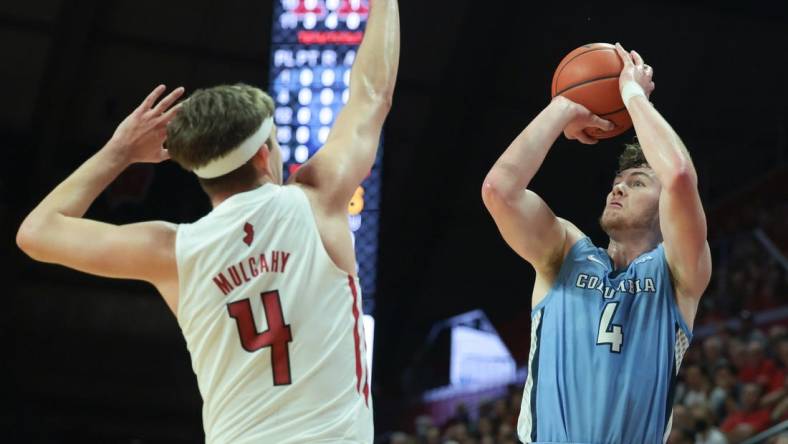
[621,81,646,107]
[549,95,583,120]
[102,139,135,167]
[550,95,573,112]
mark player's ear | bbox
[253,144,270,168]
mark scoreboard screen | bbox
[270,0,380,311]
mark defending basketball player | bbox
[482,43,711,443]
[16,1,399,442]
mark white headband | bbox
[192,116,275,179]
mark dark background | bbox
[2,0,787,442]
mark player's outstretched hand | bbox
[557,96,614,145]
[109,84,185,163]
[615,43,655,100]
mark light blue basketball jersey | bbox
[517,237,692,444]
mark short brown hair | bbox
[617,140,650,173]
[166,83,275,171]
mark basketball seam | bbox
[553,46,616,95]
[599,106,627,117]
[555,75,621,97]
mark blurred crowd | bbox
[698,234,787,323]
[667,322,788,444]
[381,386,523,444]
[697,198,788,323]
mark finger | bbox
[159,102,183,123]
[576,131,598,145]
[631,50,645,67]
[152,86,185,116]
[139,84,167,112]
[591,116,615,132]
[614,42,633,66]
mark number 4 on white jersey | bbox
[597,302,623,353]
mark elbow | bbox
[16,223,38,259]
[481,180,497,210]
[16,217,47,261]
[663,162,698,193]
[481,172,512,211]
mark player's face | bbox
[599,167,661,236]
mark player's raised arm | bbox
[16,85,183,310]
[614,43,711,303]
[482,97,612,274]
[293,0,400,211]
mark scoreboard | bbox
[269,0,380,312]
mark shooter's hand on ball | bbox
[555,96,615,145]
[615,43,655,104]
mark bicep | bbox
[293,96,389,211]
[23,215,177,285]
[482,184,577,273]
[660,177,712,298]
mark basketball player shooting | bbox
[16,0,400,442]
[482,43,711,443]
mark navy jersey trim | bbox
[663,352,678,438]
[529,308,544,442]
[663,323,690,441]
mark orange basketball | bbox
[551,43,630,139]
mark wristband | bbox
[621,81,646,107]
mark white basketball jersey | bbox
[175,183,372,444]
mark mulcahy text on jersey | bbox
[212,250,292,296]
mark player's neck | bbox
[605,230,660,269]
[209,176,276,208]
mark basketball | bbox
[551,43,630,139]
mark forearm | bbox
[485,98,575,201]
[627,97,697,186]
[24,141,130,224]
[350,0,400,102]
[303,0,400,201]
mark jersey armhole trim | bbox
[531,236,592,313]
